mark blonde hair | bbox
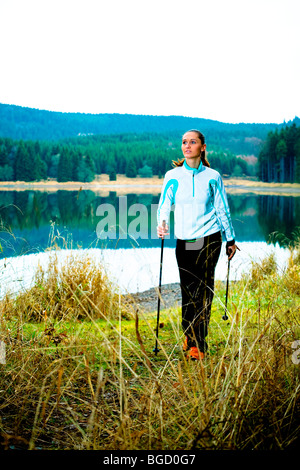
[172,129,210,168]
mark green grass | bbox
[0,249,299,450]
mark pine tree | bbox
[294,133,300,184]
[257,123,300,183]
[28,142,47,181]
[275,139,287,182]
[14,142,32,181]
[109,165,117,181]
[72,151,80,181]
[57,148,72,182]
[85,153,95,176]
[0,139,9,167]
[138,164,153,177]
[0,164,13,181]
[34,153,47,180]
[125,158,137,177]
[77,154,95,182]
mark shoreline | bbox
[0,175,300,196]
[1,242,291,303]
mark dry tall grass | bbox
[2,252,130,323]
[0,249,299,450]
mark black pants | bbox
[175,231,222,353]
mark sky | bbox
[0,0,299,124]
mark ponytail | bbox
[172,157,185,167]
[201,151,210,168]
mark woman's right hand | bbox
[157,223,169,239]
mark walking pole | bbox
[153,221,166,355]
[222,257,230,321]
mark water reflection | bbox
[0,189,299,259]
[258,195,300,244]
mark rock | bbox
[123,283,181,313]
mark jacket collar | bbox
[183,159,203,175]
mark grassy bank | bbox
[0,174,300,195]
[0,249,299,450]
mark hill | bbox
[1,103,297,156]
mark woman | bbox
[157,130,237,360]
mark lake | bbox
[0,188,299,294]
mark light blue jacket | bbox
[157,160,235,242]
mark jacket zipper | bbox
[192,173,195,197]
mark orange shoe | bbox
[188,347,205,361]
[183,336,189,351]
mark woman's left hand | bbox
[227,243,240,260]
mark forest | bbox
[0,133,254,182]
[258,123,300,183]
[0,103,299,183]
